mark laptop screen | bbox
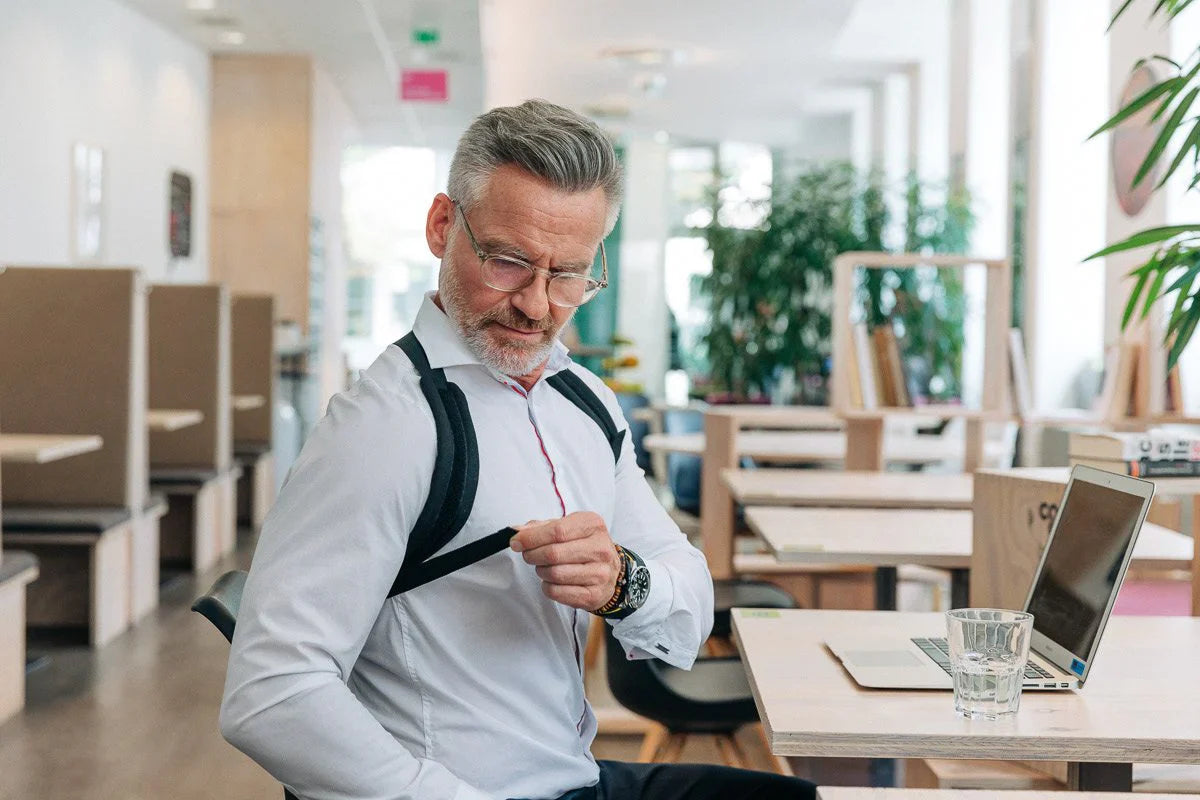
[1025,478,1145,657]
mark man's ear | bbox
[426,193,454,258]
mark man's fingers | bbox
[541,581,603,610]
[519,539,597,567]
[510,519,588,552]
[535,563,608,586]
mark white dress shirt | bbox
[220,293,714,800]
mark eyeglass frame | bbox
[449,198,609,308]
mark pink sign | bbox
[400,69,448,102]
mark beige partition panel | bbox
[0,267,147,510]
[231,294,275,447]
[148,284,232,470]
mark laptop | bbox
[825,464,1155,691]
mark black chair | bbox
[614,391,653,476]
[193,570,300,800]
[604,625,785,772]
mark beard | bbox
[438,260,570,377]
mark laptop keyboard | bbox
[911,637,1054,680]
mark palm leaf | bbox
[1086,225,1200,260]
[1108,0,1137,29]
[1168,305,1200,368]
[1141,263,1170,319]
[1168,268,1200,335]
[1122,268,1153,329]
[1158,117,1200,188]
[1089,77,1182,138]
[1135,86,1200,186]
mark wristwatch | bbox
[594,544,650,620]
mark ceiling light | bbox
[186,0,215,10]
[217,29,246,45]
[600,46,688,68]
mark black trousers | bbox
[532,760,816,800]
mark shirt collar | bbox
[410,292,573,377]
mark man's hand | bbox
[510,512,622,612]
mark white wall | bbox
[1023,0,1109,409]
[616,137,671,400]
[0,0,209,283]
[310,66,361,409]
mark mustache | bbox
[483,307,552,333]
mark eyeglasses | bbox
[451,200,608,308]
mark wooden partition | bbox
[149,284,232,472]
[149,283,236,568]
[0,266,147,644]
[231,295,274,447]
[0,267,147,510]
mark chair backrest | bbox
[613,391,652,474]
[663,409,703,514]
[191,570,248,643]
[604,622,675,721]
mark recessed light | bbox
[186,0,216,10]
[217,29,246,45]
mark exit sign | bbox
[400,69,448,102]
[412,28,440,45]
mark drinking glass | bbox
[946,608,1034,719]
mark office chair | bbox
[192,570,300,800]
[604,623,786,773]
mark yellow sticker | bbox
[739,609,782,618]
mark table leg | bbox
[949,568,970,610]
[875,567,898,610]
[845,418,885,471]
[1066,762,1132,792]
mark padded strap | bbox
[547,370,626,463]
[389,527,516,595]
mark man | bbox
[221,99,814,800]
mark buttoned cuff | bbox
[608,558,696,670]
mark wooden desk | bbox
[645,431,999,465]
[745,506,1191,609]
[232,394,265,411]
[724,470,975,509]
[147,409,204,432]
[733,609,1200,791]
[818,790,1197,800]
[0,434,103,464]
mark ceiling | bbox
[118,0,940,150]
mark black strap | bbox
[386,334,626,599]
[547,370,627,462]
[389,527,516,595]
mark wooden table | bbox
[645,431,1006,465]
[733,609,1200,791]
[745,506,1192,610]
[147,409,204,432]
[232,394,265,411]
[724,469,975,509]
[0,434,103,464]
[818,790,1197,800]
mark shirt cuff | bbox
[608,557,696,670]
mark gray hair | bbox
[447,99,623,234]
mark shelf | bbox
[839,405,1015,422]
[147,409,204,432]
[0,433,103,464]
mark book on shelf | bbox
[851,323,878,409]
[881,324,910,406]
[871,326,895,406]
[1008,328,1033,419]
[1069,457,1200,478]
[1069,431,1200,462]
[845,329,864,407]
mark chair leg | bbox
[754,723,793,776]
[716,734,747,768]
[584,615,605,671]
[637,724,670,763]
[658,733,688,763]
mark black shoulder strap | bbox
[388,333,492,598]
[546,369,626,463]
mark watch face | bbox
[626,567,650,609]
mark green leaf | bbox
[1168,306,1200,368]
[1122,268,1152,329]
[1168,268,1199,331]
[1135,87,1200,186]
[1150,60,1200,122]
[1089,77,1182,138]
[1109,0,1137,29]
[1141,263,1169,319]
[1086,225,1200,259]
[1170,0,1199,19]
[1158,119,1200,188]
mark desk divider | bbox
[148,284,232,471]
[0,267,147,511]
[231,295,275,448]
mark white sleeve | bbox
[594,386,714,670]
[219,377,494,800]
